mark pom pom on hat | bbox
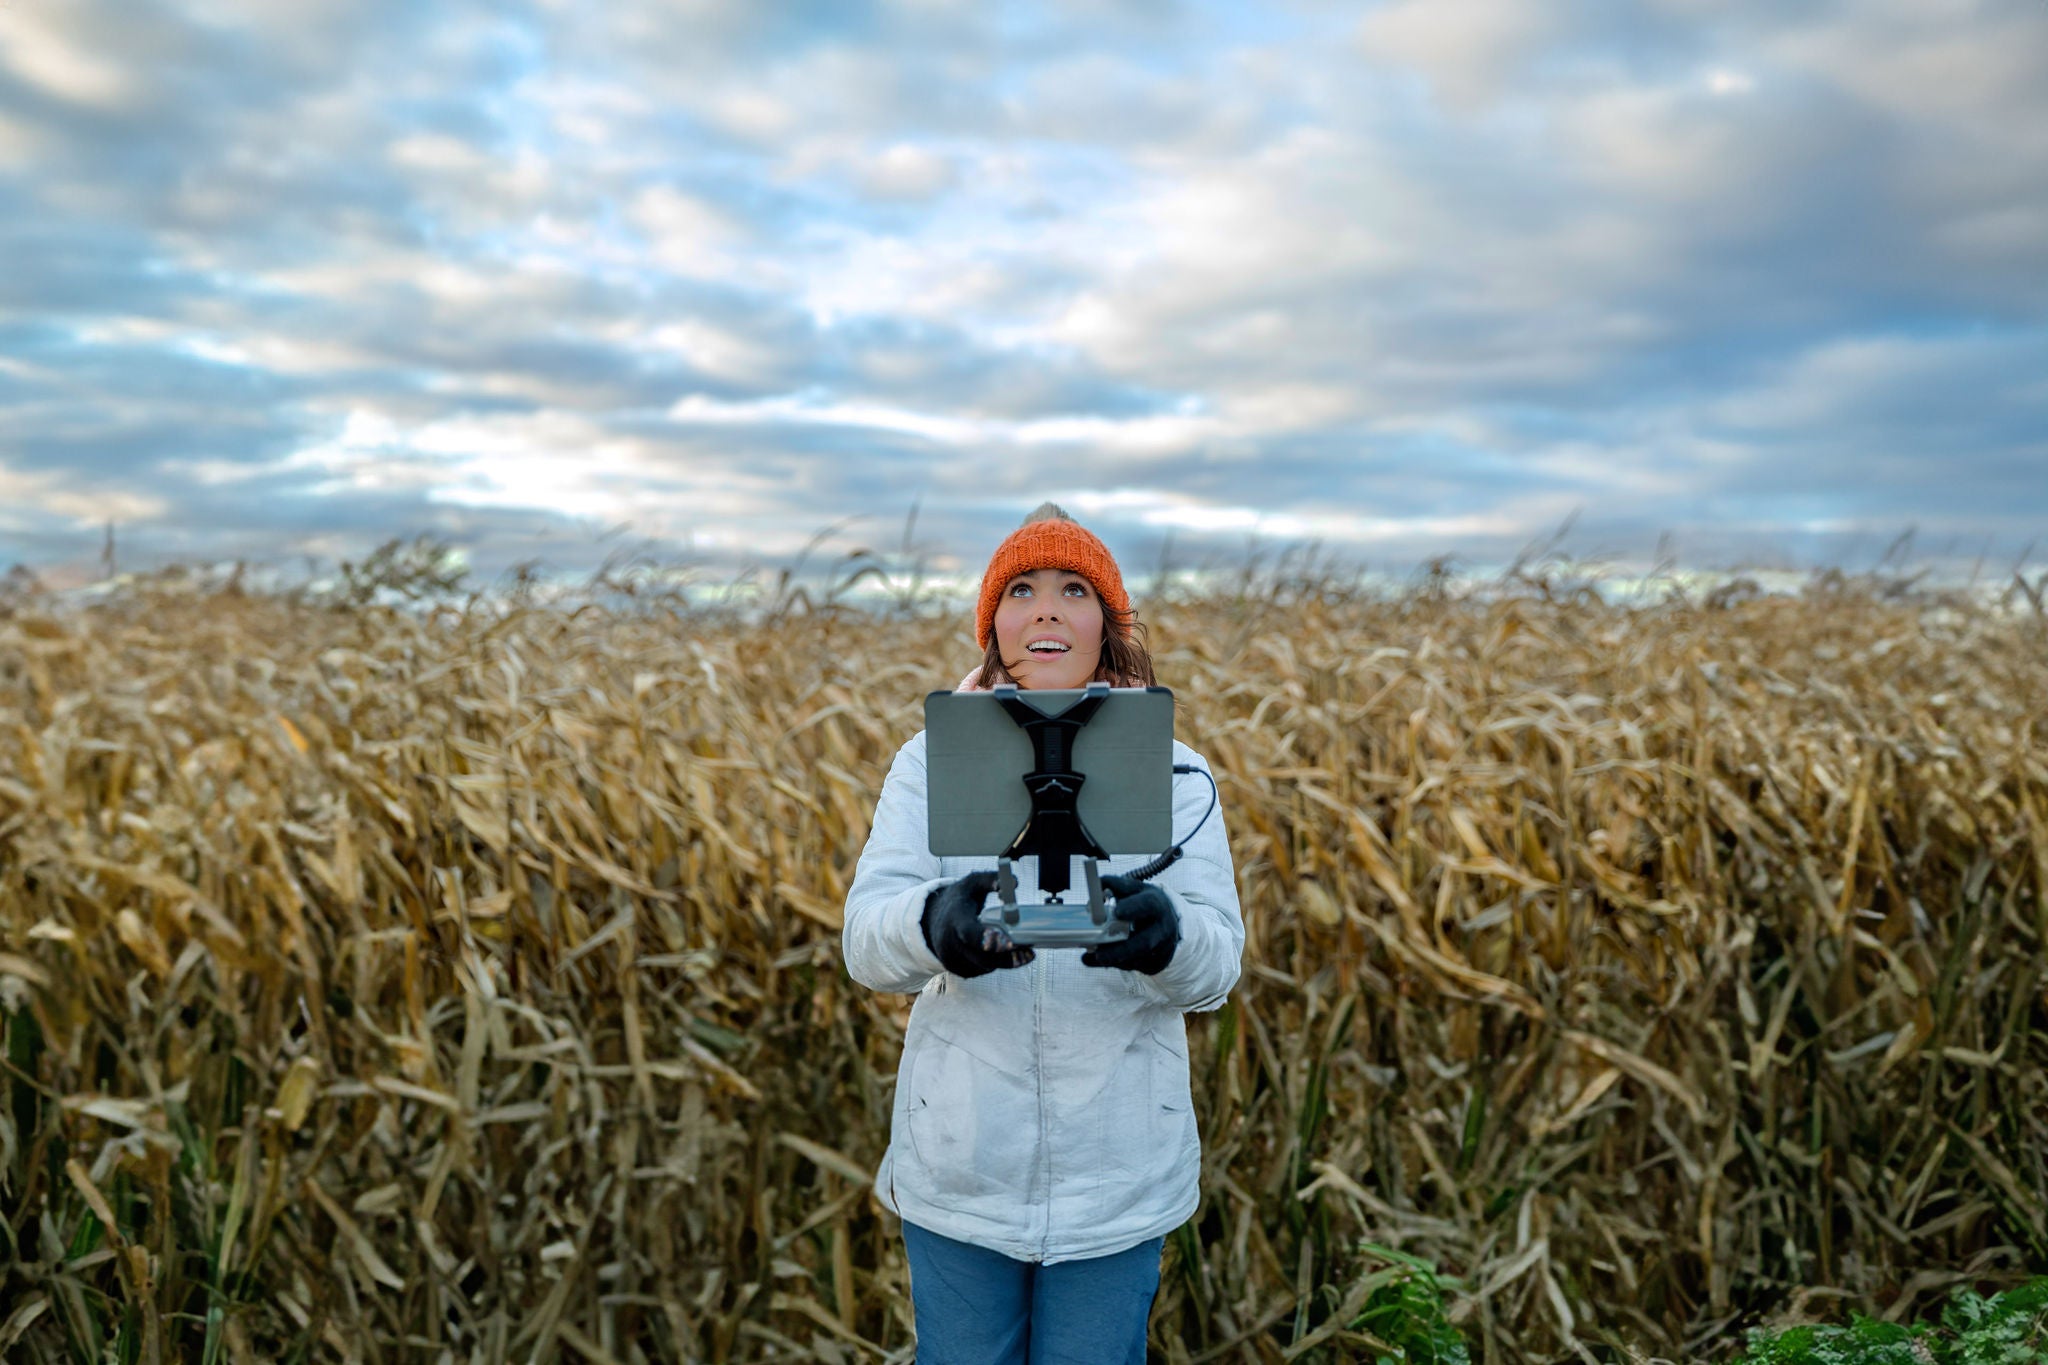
[975,503,1131,649]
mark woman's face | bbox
[993,568,1105,689]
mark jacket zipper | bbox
[1035,877,1052,1260]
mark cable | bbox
[1125,763,1218,882]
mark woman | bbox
[842,504,1244,1364]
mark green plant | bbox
[1347,1243,1470,1365]
[1734,1316,1933,1365]
[1734,1279,2048,1365]
[1940,1279,2048,1365]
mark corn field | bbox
[2,564,2045,1363]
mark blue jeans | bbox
[902,1221,1164,1365]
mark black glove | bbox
[921,871,1036,978]
[1081,874,1180,975]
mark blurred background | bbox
[2,0,2044,595]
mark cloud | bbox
[631,187,755,278]
[0,460,169,529]
[1354,0,1557,112]
[0,9,142,110]
[1706,329,2048,490]
[850,143,959,201]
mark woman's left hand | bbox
[1082,875,1180,975]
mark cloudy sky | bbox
[2,0,2044,590]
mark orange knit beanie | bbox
[975,506,1131,649]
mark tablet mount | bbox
[982,681,1133,947]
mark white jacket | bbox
[842,728,1244,1264]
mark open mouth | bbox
[1025,638,1071,656]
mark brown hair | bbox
[974,503,1157,687]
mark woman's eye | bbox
[1011,583,1031,596]
[1064,583,1083,596]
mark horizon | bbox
[9,516,2036,620]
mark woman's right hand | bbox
[920,871,1036,978]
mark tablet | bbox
[924,686,1175,858]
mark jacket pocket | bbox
[901,1028,1034,1203]
[1080,1014,1196,1227]
[1144,1020,1199,1185]
[1147,1018,1192,1116]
